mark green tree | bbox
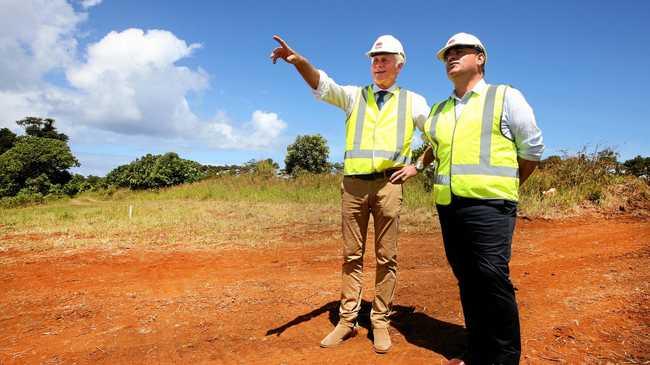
[623,155,650,177]
[0,136,79,197]
[0,128,17,155]
[106,152,206,189]
[24,173,54,196]
[85,175,107,190]
[62,174,101,196]
[284,134,329,175]
[16,117,69,142]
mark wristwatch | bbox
[415,159,425,172]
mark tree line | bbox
[0,118,341,205]
[1,117,648,206]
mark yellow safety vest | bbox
[344,86,415,175]
[423,84,519,205]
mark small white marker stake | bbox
[128,205,133,219]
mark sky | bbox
[1,0,648,176]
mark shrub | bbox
[0,189,45,208]
[623,155,650,177]
[519,147,627,215]
[106,152,206,190]
[252,159,278,179]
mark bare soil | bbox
[1,215,648,364]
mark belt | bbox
[449,195,513,207]
[347,169,400,180]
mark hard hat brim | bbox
[366,51,400,57]
[366,51,407,65]
[436,43,487,62]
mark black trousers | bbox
[437,196,521,365]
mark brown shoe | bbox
[372,327,392,354]
[319,323,357,348]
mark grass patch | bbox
[0,174,435,250]
[2,156,646,251]
[518,150,650,217]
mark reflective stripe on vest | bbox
[425,84,519,204]
[427,101,446,148]
[343,86,414,175]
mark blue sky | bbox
[1,0,648,176]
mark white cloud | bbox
[247,111,287,147]
[67,28,203,89]
[79,0,102,9]
[66,28,209,136]
[201,110,287,149]
[0,0,288,162]
[0,91,48,130]
[70,151,132,177]
[0,0,85,90]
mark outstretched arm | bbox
[270,35,320,90]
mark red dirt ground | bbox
[1,215,648,364]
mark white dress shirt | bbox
[312,70,430,130]
[450,79,544,161]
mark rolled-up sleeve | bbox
[312,70,359,116]
[503,88,544,161]
[410,92,430,132]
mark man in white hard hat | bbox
[270,34,429,353]
[418,32,544,364]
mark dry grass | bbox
[518,149,650,218]
[3,158,646,251]
[0,174,437,251]
[519,174,650,218]
[0,199,338,250]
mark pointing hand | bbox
[270,35,300,64]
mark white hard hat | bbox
[436,32,487,62]
[366,35,406,62]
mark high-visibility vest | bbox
[424,84,519,205]
[344,86,415,175]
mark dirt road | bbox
[1,215,648,364]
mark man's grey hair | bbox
[394,54,405,67]
[370,53,405,67]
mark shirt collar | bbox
[451,78,487,101]
[373,83,398,94]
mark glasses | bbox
[444,45,483,59]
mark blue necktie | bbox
[376,90,389,110]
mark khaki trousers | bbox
[338,175,402,329]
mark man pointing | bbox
[270,34,428,353]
